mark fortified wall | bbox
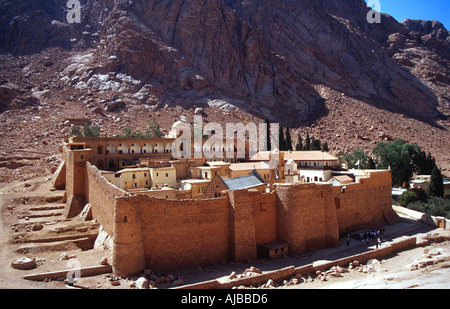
[56,138,399,277]
[82,162,398,277]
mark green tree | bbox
[304,132,311,151]
[122,126,133,138]
[71,125,83,137]
[285,123,293,151]
[296,133,303,151]
[367,157,376,169]
[321,142,329,152]
[425,152,436,175]
[429,165,444,198]
[264,118,271,151]
[338,148,370,169]
[83,123,100,137]
[398,191,418,207]
[147,118,162,138]
[372,139,416,186]
[311,138,321,150]
[412,150,427,175]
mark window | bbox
[98,147,102,154]
[334,198,341,209]
[132,174,136,179]
[134,183,137,188]
[166,173,169,177]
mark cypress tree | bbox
[429,165,444,198]
[296,133,303,151]
[305,132,311,151]
[285,123,293,151]
[425,152,435,175]
[279,124,285,151]
[311,138,321,150]
[367,157,376,169]
[264,118,271,151]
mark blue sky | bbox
[367,0,450,29]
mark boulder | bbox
[136,277,149,289]
[11,258,36,270]
[105,102,117,112]
[90,106,104,114]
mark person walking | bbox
[346,234,350,246]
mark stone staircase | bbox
[9,190,99,254]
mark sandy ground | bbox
[0,175,449,290]
[289,242,450,289]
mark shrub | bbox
[406,201,429,214]
[398,191,418,207]
[406,197,450,219]
[427,197,450,218]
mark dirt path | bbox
[286,240,450,289]
[0,178,109,289]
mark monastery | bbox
[52,122,400,277]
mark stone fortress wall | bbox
[58,138,399,277]
[84,162,397,276]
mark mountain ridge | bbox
[0,0,448,176]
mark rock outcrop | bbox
[1,0,448,122]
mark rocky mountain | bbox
[0,0,449,178]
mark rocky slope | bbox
[0,0,449,179]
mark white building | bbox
[251,150,340,183]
